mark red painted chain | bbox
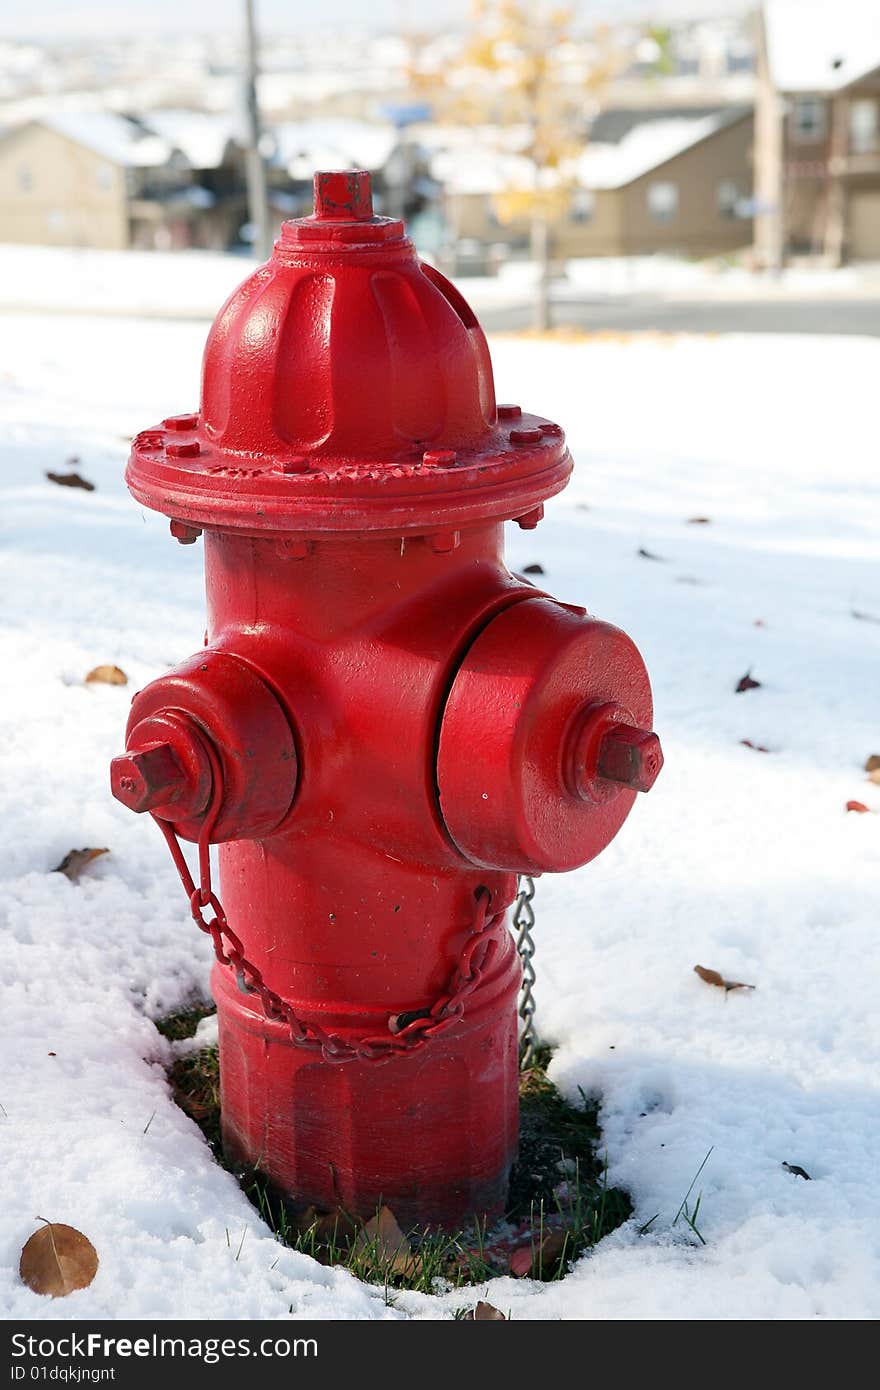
[151,739,507,1065]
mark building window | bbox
[570,188,595,223]
[647,180,678,223]
[850,99,878,155]
[18,165,32,192]
[717,180,740,218]
[792,95,826,143]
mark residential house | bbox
[755,0,880,266]
[431,107,753,268]
[0,111,243,250]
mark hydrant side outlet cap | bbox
[126,170,572,535]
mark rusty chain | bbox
[151,737,508,1065]
[513,875,538,1070]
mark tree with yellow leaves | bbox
[448,2,615,330]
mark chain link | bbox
[512,874,538,1070]
[151,739,508,1065]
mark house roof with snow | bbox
[37,112,173,167]
[427,108,748,199]
[272,119,398,179]
[576,108,748,191]
[763,0,880,93]
[142,110,236,170]
[429,146,538,196]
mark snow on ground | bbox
[1,304,879,1320]
[2,241,876,324]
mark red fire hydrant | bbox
[111,171,662,1230]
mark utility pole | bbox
[243,0,272,261]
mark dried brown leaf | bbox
[462,1301,507,1320]
[694,964,755,994]
[509,1227,570,1279]
[740,739,772,753]
[687,516,711,525]
[45,471,95,492]
[85,664,128,686]
[52,847,109,880]
[19,1220,98,1298]
[354,1206,420,1277]
[735,670,761,693]
[296,1205,357,1246]
[782,1162,811,1181]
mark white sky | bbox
[3,0,752,41]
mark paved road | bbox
[479,294,880,336]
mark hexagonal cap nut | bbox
[110,743,187,813]
[596,725,663,793]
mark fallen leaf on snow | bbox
[45,471,95,492]
[85,664,128,686]
[740,739,772,753]
[462,1301,506,1320]
[782,1162,811,1181]
[637,547,665,562]
[735,670,761,693]
[52,847,109,881]
[353,1206,420,1277]
[19,1220,98,1298]
[687,516,711,525]
[845,800,871,814]
[694,964,755,994]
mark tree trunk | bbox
[531,213,552,332]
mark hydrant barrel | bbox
[111,170,662,1230]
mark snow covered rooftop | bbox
[429,146,538,196]
[272,119,398,179]
[764,0,880,93]
[429,110,745,198]
[142,110,235,171]
[39,112,172,168]
[577,110,739,190]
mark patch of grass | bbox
[167,1045,222,1152]
[159,1007,631,1293]
[154,1002,216,1043]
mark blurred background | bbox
[1,0,878,335]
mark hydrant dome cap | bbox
[126,169,573,534]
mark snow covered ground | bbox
[1,304,879,1320]
[2,241,876,323]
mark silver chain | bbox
[512,874,538,1070]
